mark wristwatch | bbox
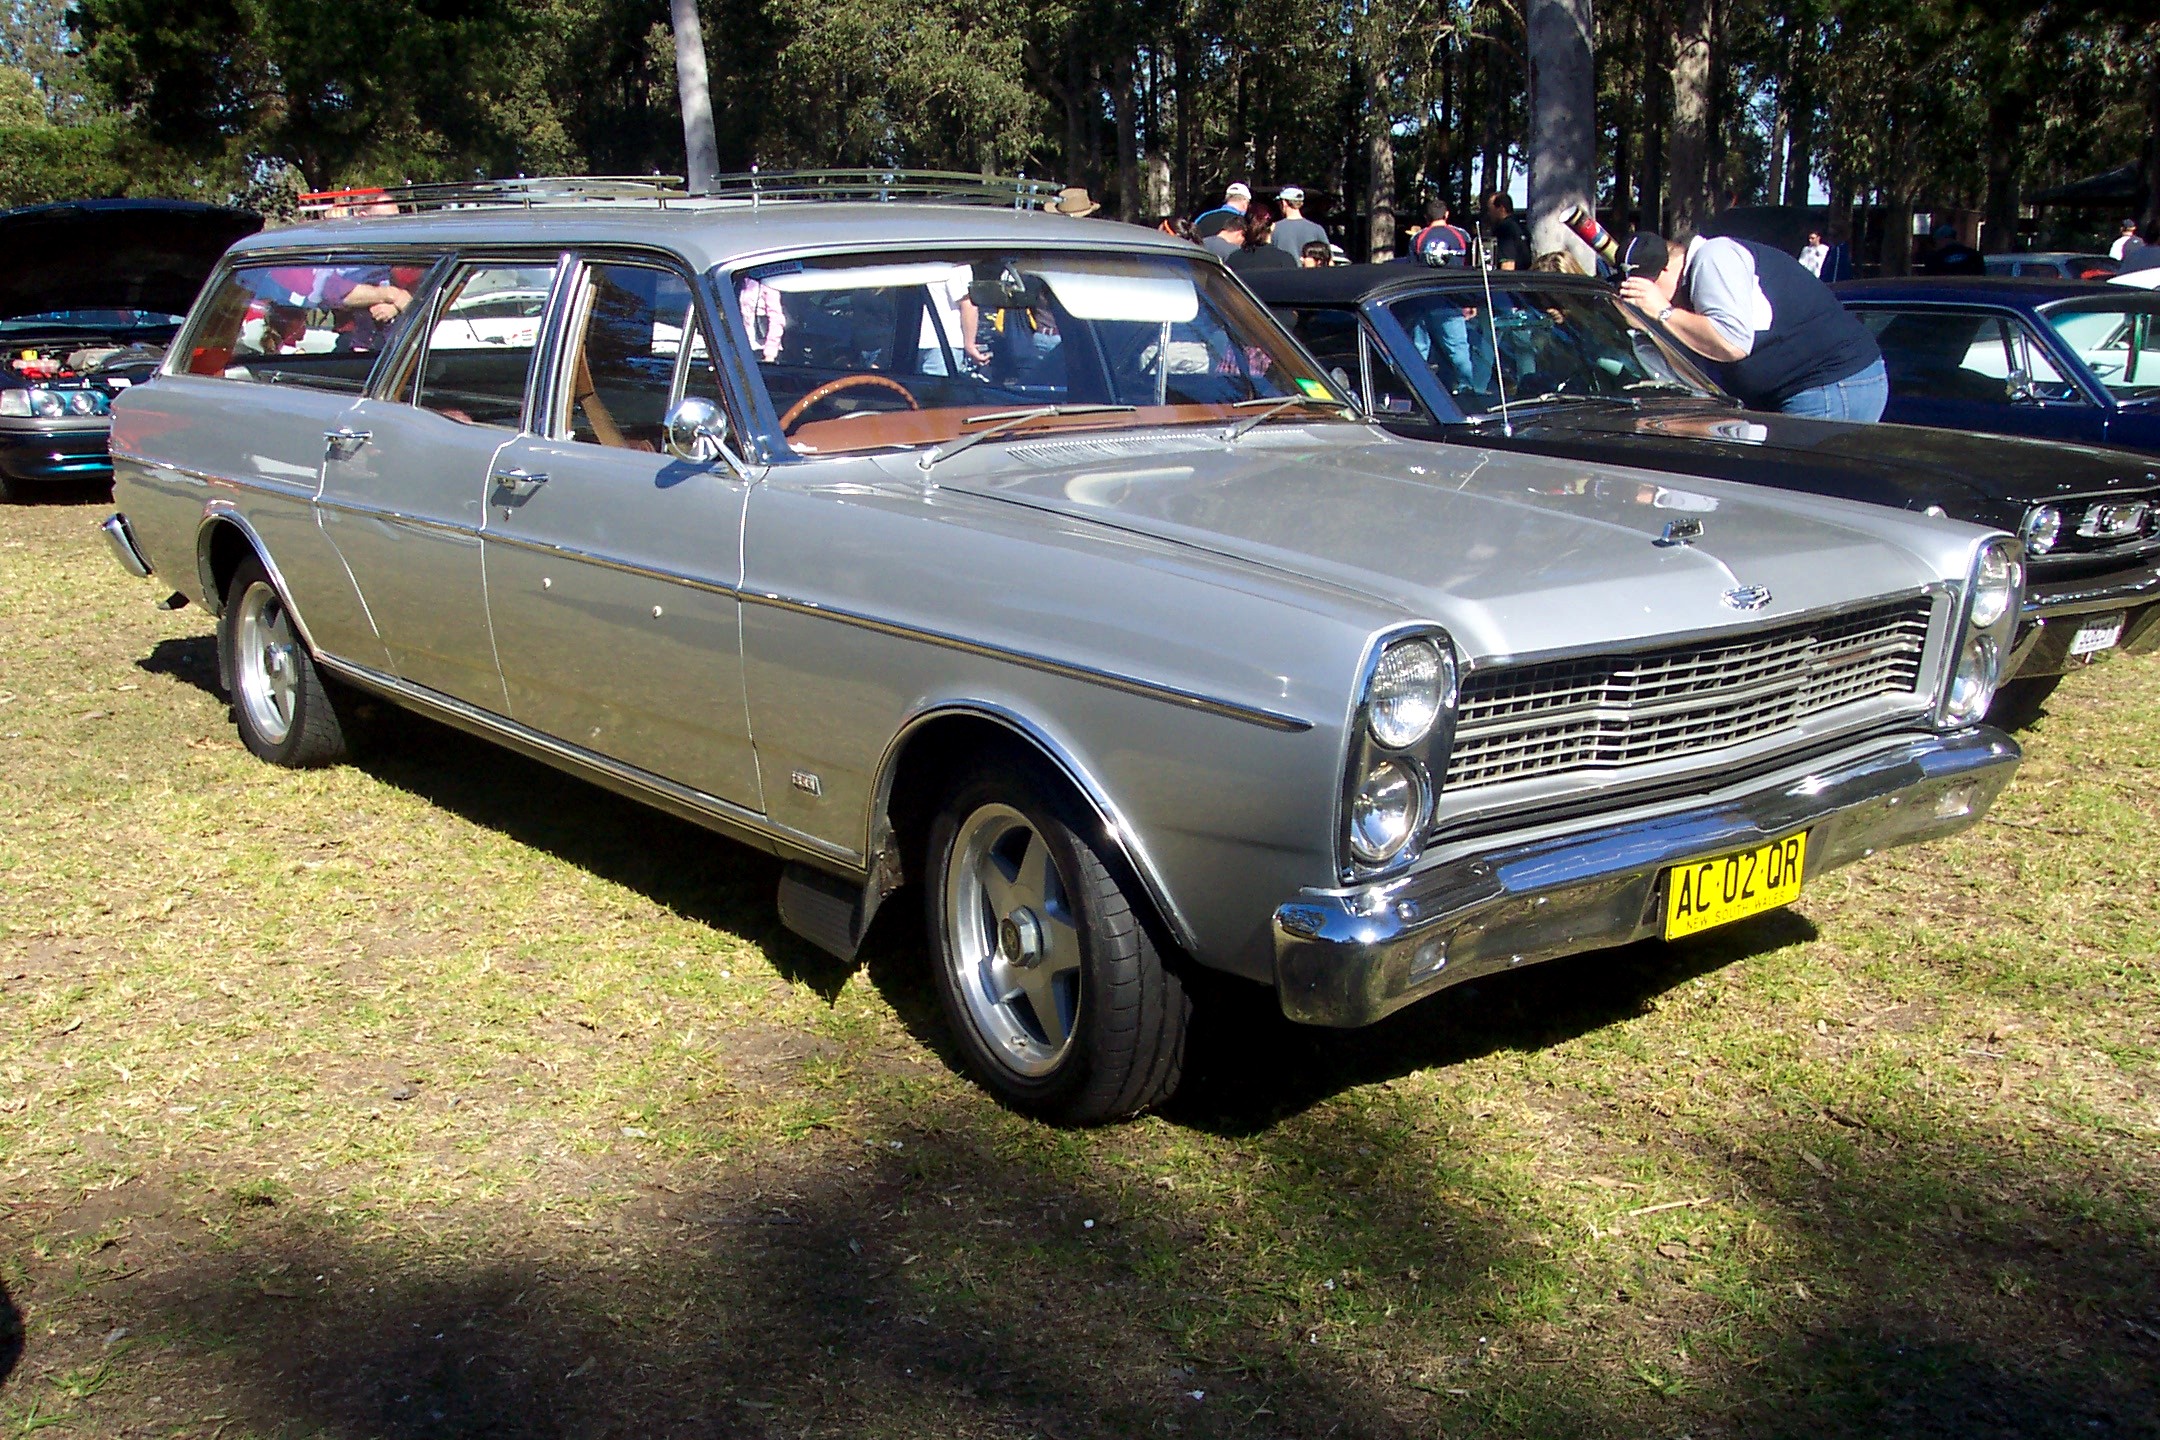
[1657,303,1677,323]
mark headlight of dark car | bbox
[1341,628,1460,876]
[0,386,112,420]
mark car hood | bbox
[1494,400,2159,507]
[0,200,261,322]
[932,424,1978,660]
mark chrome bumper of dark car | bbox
[100,512,153,578]
[2010,564,2160,678]
[1271,727,2019,1027]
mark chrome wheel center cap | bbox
[998,908,1044,969]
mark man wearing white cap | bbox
[1195,182,1252,258]
[1270,186,1328,257]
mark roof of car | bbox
[1828,276,2126,306]
[1242,262,1610,305]
[226,203,1201,271]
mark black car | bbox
[1246,264,2160,725]
[0,198,261,500]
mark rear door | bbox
[318,256,563,708]
[482,256,761,809]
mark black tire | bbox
[924,762,1189,1124]
[1985,674,2064,732]
[218,556,349,767]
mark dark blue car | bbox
[1831,277,2160,454]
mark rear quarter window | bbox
[181,258,437,393]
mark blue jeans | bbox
[1777,357,1888,422]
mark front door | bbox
[317,259,562,708]
[482,258,761,810]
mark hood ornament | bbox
[1721,584,1773,612]
[1656,518,1704,547]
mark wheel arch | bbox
[195,507,323,692]
[869,702,1199,957]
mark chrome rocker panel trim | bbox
[1272,726,2021,1027]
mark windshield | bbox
[726,248,1352,456]
[2041,301,2160,401]
[1383,286,1717,418]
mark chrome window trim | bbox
[1846,299,2113,410]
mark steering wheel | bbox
[779,374,922,432]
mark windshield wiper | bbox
[1222,393,1351,443]
[1622,379,1703,395]
[917,403,1137,471]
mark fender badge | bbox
[1656,518,1704,547]
[1721,584,1773,612]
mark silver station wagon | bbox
[101,179,2025,1122]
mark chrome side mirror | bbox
[2005,369,2039,404]
[664,396,732,465]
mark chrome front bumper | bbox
[1272,727,2020,1027]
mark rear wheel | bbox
[1985,674,2064,732]
[219,557,349,767]
[925,764,1188,1123]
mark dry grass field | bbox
[2,488,2156,1439]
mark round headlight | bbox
[30,389,65,419]
[1945,632,2002,726]
[1348,756,1425,865]
[2019,506,2061,557]
[1970,542,2019,630]
[67,390,100,415]
[1367,638,1452,749]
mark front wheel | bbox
[925,765,1188,1123]
[219,557,349,767]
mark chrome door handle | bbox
[493,467,550,496]
[322,427,371,457]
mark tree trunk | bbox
[1366,53,1397,260]
[1173,26,1193,215]
[669,0,720,193]
[1879,195,1913,276]
[1826,173,1853,246]
[1526,0,1595,263]
[1783,71,1813,206]
[1640,16,1665,229]
[2143,42,2160,231]
[1981,90,2020,253]
[1666,0,1712,235]
[1766,103,1786,211]
[1480,31,1506,202]
[1114,51,1139,220]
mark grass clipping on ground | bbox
[1,497,2156,1440]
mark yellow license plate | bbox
[1664,832,1807,940]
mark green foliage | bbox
[0,65,44,126]
[0,119,127,205]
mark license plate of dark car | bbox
[1664,833,1807,940]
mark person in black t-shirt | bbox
[1482,192,1533,270]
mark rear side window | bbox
[556,262,718,450]
[182,258,435,392]
[408,263,558,428]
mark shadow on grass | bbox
[0,1273,20,1390]
[128,628,1818,1123]
[34,1081,2158,1440]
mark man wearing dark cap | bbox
[1615,230,1888,422]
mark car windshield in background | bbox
[727,249,1351,457]
[1383,286,1714,419]
[2040,301,2160,402]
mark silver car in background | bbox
[101,184,2024,1122]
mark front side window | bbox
[555,262,718,450]
[180,257,436,392]
[1384,287,1713,419]
[725,249,1351,457]
[2041,301,2160,402]
[407,263,557,428]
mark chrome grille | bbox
[1446,597,1934,792]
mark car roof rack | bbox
[297,170,1063,219]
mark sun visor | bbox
[1032,268,1200,323]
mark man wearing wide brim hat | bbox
[1046,186,1100,217]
